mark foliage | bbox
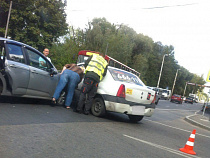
[0,0,68,50]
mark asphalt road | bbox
[0,96,210,158]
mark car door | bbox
[25,47,60,98]
[4,43,30,95]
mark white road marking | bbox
[155,108,196,112]
[144,119,210,138]
[123,134,200,158]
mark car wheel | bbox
[91,97,106,117]
[56,91,66,106]
[128,115,144,123]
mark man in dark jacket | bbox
[76,54,108,114]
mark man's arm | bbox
[103,65,108,77]
[84,55,92,68]
[61,66,67,74]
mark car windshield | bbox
[108,67,145,86]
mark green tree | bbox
[0,0,68,50]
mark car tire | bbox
[128,115,144,122]
[91,97,106,117]
[56,91,66,106]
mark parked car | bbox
[0,37,62,102]
[185,97,193,104]
[170,94,183,104]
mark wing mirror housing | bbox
[50,68,58,77]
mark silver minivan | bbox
[0,37,60,100]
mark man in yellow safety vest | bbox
[76,54,108,115]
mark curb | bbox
[185,114,210,131]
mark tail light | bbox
[147,93,151,100]
[116,84,125,98]
[151,93,156,104]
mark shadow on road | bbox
[0,96,51,105]
[0,96,143,125]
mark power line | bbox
[142,3,198,10]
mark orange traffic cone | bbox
[179,129,196,155]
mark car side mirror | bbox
[50,68,58,77]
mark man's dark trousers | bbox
[77,77,98,113]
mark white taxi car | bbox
[77,66,156,122]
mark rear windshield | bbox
[108,68,145,86]
[162,90,167,93]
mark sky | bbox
[66,0,210,82]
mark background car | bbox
[170,94,183,104]
[185,97,193,104]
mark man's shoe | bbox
[83,110,89,115]
[75,108,83,114]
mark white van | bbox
[161,89,171,100]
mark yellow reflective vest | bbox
[85,54,108,81]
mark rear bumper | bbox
[101,94,155,117]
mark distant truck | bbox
[189,93,198,103]
[161,89,171,100]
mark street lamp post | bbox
[183,81,188,97]
[5,1,13,38]
[171,69,181,96]
[157,54,168,88]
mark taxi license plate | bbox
[132,106,145,115]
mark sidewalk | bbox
[185,110,210,131]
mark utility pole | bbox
[105,43,109,56]
[157,54,168,88]
[5,1,13,38]
[171,69,180,97]
[183,81,188,97]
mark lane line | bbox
[144,119,210,138]
[123,134,200,158]
[155,108,197,112]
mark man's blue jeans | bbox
[53,69,80,107]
